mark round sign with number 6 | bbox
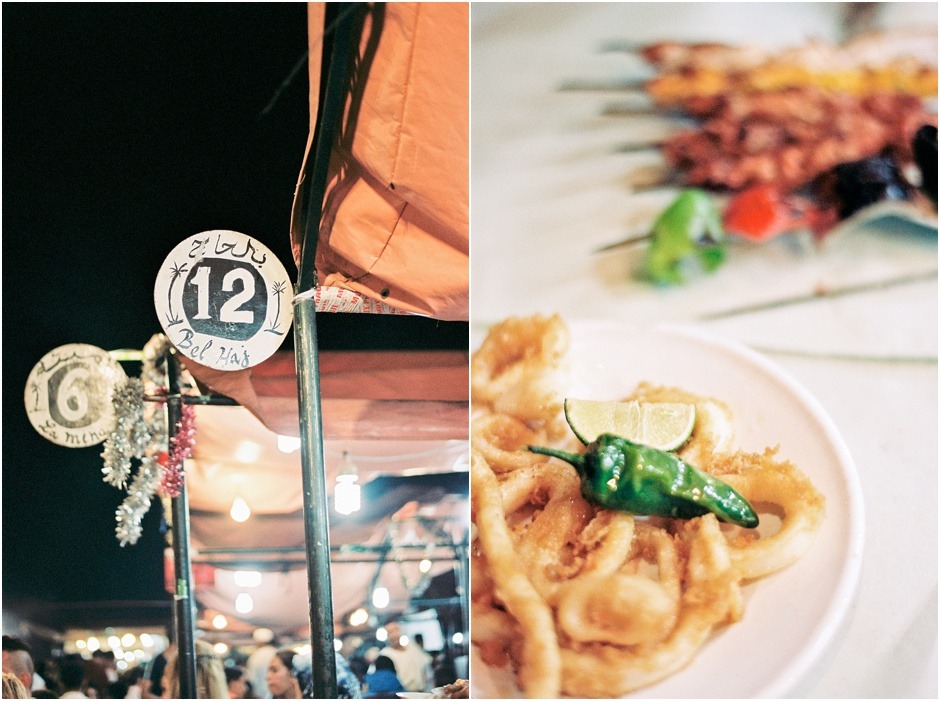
[154,230,293,371]
[24,344,128,447]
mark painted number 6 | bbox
[56,366,91,423]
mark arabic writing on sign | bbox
[188,233,267,265]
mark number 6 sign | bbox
[154,230,293,370]
[24,344,127,447]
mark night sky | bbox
[2,4,467,625]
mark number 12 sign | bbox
[154,230,293,370]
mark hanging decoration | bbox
[101,333,197,546]
[161,404,195,498]
[100,378,151,489]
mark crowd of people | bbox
[1,623,467,700]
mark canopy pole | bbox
[166,350,198,699]
[293,296,338,699]
[292,7,360,696]
[454,538,470,646]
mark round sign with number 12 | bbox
[154,230,293,371]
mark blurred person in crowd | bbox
[245,631,279,700]
[266,647,360,699]
[432,656,457,689]
[224,665,251,699]
[2,672,30,699]
[58,655,89,699]
[35,659,60,697]
[92,651,118,686]
[161,640,227,699]
[411,635,433,691]
[2,636,35,694]
[377,623,430,692]
[361,655,403,698]
[82,652,111,699]
[346,657,368,684]
[122,666,146,699]
[141,638,171,699]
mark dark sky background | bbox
[2,4,467,628]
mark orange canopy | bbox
[291,3,470,321]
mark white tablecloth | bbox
[470,3,937,698]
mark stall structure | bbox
[175,349,469,639]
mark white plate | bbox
[471,320,865,698]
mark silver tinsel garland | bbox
[102,334,200,546]
[100,378,151,489]
[114,455,163,546]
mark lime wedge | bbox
[564,398,696,451]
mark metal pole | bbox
[293,296,338,698]
[454,539,470,644]
[166,351,198,699]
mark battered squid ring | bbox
[575,510,636,577]
[719,457,825,580]
[471,451,562,698]
[556,572,678,646]
[559,516,743,698]
[471,314,569,402]
[628,521,683,602]
[499,462,594,599]
[471,315,569,429]
[472,414,550,474]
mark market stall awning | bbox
[181,349,468,439]
[175,348,469,632]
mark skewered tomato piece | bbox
[723,185,800,241]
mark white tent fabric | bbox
[175,350,469,634]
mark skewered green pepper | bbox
[643,189,727,285]
[529,433,758,528]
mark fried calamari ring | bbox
[499,461,594,599]
[559,516,743,698]
[471,452,561,698]
[712,449,826,580]
[556,572,678,646]
[471,314,569,431]
[573,510,636,577]
[472,414,550,474]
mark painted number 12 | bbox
[189,266,255,324]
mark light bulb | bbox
[212,614,228,629]
[233,570,262,588]
[235,593,254,614]
[334,478,361,515]
[419,558,432,573]
[121,633,136,647]
[349,608,369,627]
[230,496,251,522]
[214,642,229,655]
[234,441,261,463]
[277,435,301,453]
[372,586,390,609]
[452,632,464,645]
[375,628,388,642]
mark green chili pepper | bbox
[643,189,727,285]
[529,434,758,528]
